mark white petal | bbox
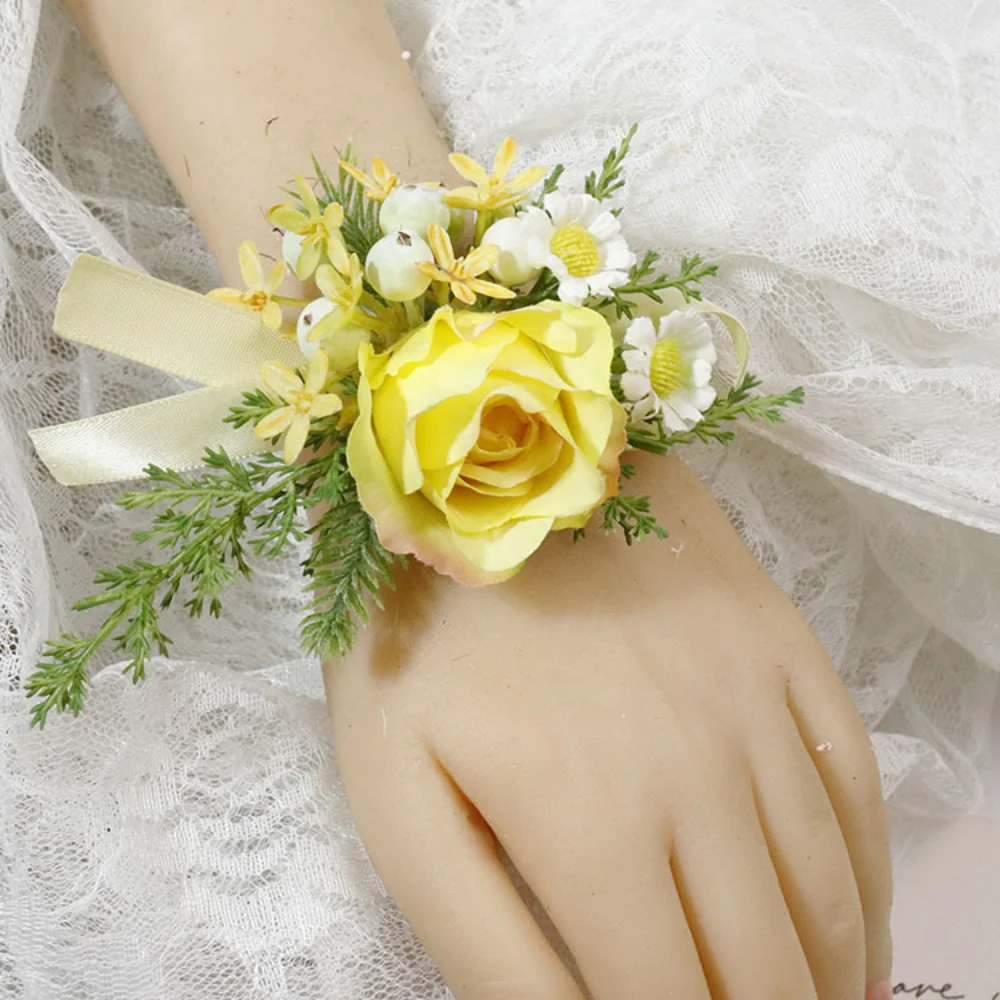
[690,384,718,411]
[587,210,620,241]
[629,393,658,423]
[542,191,570,224]
[621,370,652,402]
[557,276,589,305]
[603,239,635,271]
[663,311,712,352]
[546,254,570,281]
[666,390,705,424]
[690,357,714,387]
[693,340,718,365]
[602,269,630,290]
[622,346,650,373]
[658,403,689,433]
[559,193,588,225]
[586,273,618,297]
[624,316,657,350]
[576,193,605,226]
[520,206,555,241]
[525,235,553,269]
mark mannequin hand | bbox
[325,454,892,1000]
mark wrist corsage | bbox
[26,127,802,725]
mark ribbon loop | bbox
[690,299,751,385]
[30,255,302,486]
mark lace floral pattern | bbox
[1,0,998,995]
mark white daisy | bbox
[522,192,635,305]
[621,310,718,432]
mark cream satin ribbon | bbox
[29,254,302,486]
[689,300,750,385]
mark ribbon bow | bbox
[29,255,301,486]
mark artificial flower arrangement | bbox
[26,126,802,726]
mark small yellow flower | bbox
[415,223,516,305]
[208,240,286,330]
[446,137,547,213]
[339,157,401,202]
[255,349,343,464]
[308,256,365,344]
[267,176,350,279]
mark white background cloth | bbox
[1,0,998,995]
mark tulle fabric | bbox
[1,0,998,995]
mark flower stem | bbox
[402,297,423,328]
[273,294,309,308]
[474,210,492,245]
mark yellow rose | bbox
[347,302,627,585]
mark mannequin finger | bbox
[489,818,711,1000]
[751,709,866,999]
[784,658,894,989]
[341,750,585,1000]
[670,786,817,1000]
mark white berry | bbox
[365,230,434,301]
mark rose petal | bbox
[461,422,562,490]
[348,373,516,586]
[414,374,559,470]
[561,391,616,465]
[449,516,554,576]
[514,446,607,520]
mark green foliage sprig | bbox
[585,123,638,202]
[626,374,805,456]
[25,398,399,727]
[595,492,669,545]
[300,454,404,659]
[600,251,719,319]
[534,163,565,205]
[311,151,383,261]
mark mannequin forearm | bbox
[63,0,451,282]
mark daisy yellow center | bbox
[649,339,686,399]
[550,225,600,277]
[289,390,314,414]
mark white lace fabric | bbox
[1,0,998,995]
